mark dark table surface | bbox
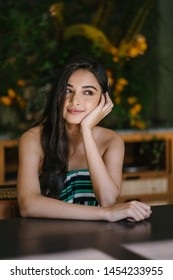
[0,204,173,260]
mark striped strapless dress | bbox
[59,169,98,206]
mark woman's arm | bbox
[81,93,124,207]
[82,128,124,207]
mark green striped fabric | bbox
[59,169,98,206]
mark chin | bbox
[65,118,83,125]
[64,114,86,124]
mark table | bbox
[0,204,173,260]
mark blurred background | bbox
[0,0,173,136]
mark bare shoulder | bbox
[20,126,41,142]
[94,126,124,151]
[94,126,124,143]
[19,126,43,155]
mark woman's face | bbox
[63,69,102,124]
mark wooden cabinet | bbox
[0,199,19,219]
[118,129,173,205]
[0,139,18,185]
[0,139,18,219]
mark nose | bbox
[69,93,81,105]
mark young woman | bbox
[17,55,151,222]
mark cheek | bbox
[86,96,101,111]
[63,99,68,116]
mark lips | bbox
[67,108,84,114]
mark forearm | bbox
[82,128,120,206]
[19,195,152,222]
[19,193,107,220]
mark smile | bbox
[67,109,85,115]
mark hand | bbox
[107,200,152,222]
[81,92,114,131]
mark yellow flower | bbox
[119,34,148,58]
[110,47,118,56]
[135,34,148,54]
[108,77,114,87]
[130,119,146,129]
[135,120,146,129]
[129,103,142,116]
[7,88,16,98]
[129,108,136,116]
[0,96,12,106]
[130,119,136,127]
[114,77,128,93]
[110,47,119,63]
[49,3,64,21]
[134,103,142,113]
[106,70,114,86]
[114,96,121,104]
[118,78,128,86]
[127,96,137,104]
[115,83,124,93]
[17,79,26,87]
[113,56,119,62]
[127,34,148,58]
[117,40,129,57]
[128,46,140,58]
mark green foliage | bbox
[0,0,157,135]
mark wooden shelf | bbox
[117,193,170,205]
[0,139,19,219]
[0,139,18,185]
[123,170,169,180]
[118,128,173,205]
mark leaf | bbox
[64,24,113,52]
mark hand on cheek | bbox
[81,92,114,131]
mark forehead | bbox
[67,69,100,87]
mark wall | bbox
[157,0,173,126]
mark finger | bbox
[126,201,151,221]
[129,200,151,212]
[98,94,106,108]
[105,92,113,103]
[95,93,113,120]
[134,202,150,216]
[127,210,145,222]
[126,217,136,222]
[99,107,112,120]
[102,104,113,116]
[135,202,151,218]
[104,92,114,109]
[132,206,151,221]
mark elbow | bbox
[18,201,31,218]
[99,190,120,207]
[18,197,37,218]
[20,207,30,218]
[99,197,117,208]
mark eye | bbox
[65,88,72,95]
[83,90,93,96]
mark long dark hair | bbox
[38,54,109,198]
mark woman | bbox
[17,55,151,222]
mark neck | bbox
[66,123,82,145]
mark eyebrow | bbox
[67,83,98,91]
